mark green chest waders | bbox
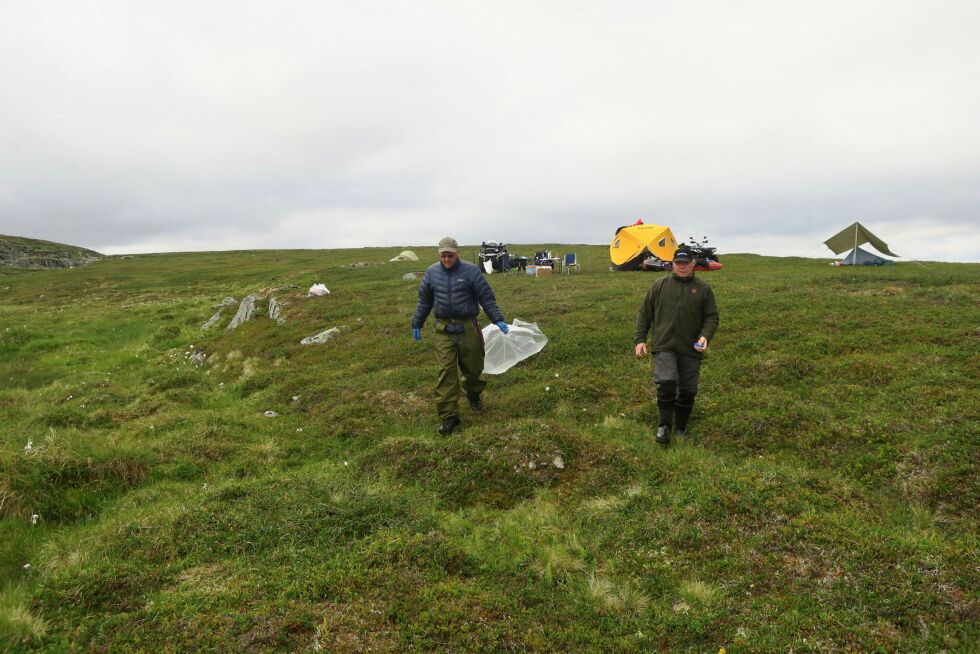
[433,319,487,420]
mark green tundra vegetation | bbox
[0,246,977,652]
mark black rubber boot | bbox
[675,392,695,438]
[655,424,671,445]
[656,401,674,429]
[674,408,691,438]
[438,415,461,435]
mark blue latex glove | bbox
[412,328,421,341]
[495,321,510,334]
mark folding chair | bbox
[563,252,581,273]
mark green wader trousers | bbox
[433,320,486,420]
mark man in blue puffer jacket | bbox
[412,236,510,435]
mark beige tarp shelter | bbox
[824,222,898,259]
[610,222,678,270]
[389,250,419,262]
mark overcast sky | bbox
[2,1,979,261]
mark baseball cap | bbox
[672,245,694,262]
[438,237,459,254]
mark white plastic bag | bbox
[482,318,547,374]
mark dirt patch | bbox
[310,600,396,653]
[367,390,426,419]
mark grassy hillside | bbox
[0,235,105,270]
[1,246,977,652]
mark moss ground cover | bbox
[1,246,977,652]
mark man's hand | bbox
[693,336,708,352]
[495,321,510,334]
[635,343,648,357]
[412,328,421,342]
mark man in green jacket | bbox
[634,244,720,444]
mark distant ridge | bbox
[0,234,106,269]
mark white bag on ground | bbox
[482,318,548,374]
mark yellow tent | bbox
[610,222,678,270]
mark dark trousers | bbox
[653,352,701,429]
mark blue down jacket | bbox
[412,259,505,329]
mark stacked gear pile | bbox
[478,241,509,273]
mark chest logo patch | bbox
[691,288,698,294]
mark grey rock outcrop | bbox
[268,297,286,325]
[1,235,106,269]
[201,312,223,330]
[226,295,257,330]
[402,273,418,281]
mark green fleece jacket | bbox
[635,273,720,359]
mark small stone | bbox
[263,411,279,417]
[552,456,565,469]
[300,326,344,345]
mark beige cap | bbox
[438,237,459,253]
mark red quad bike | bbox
[688,236,723,271]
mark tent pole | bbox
[853,223,858,264]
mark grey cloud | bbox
[2,1,979,260]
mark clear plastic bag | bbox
[482,318,548,374]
